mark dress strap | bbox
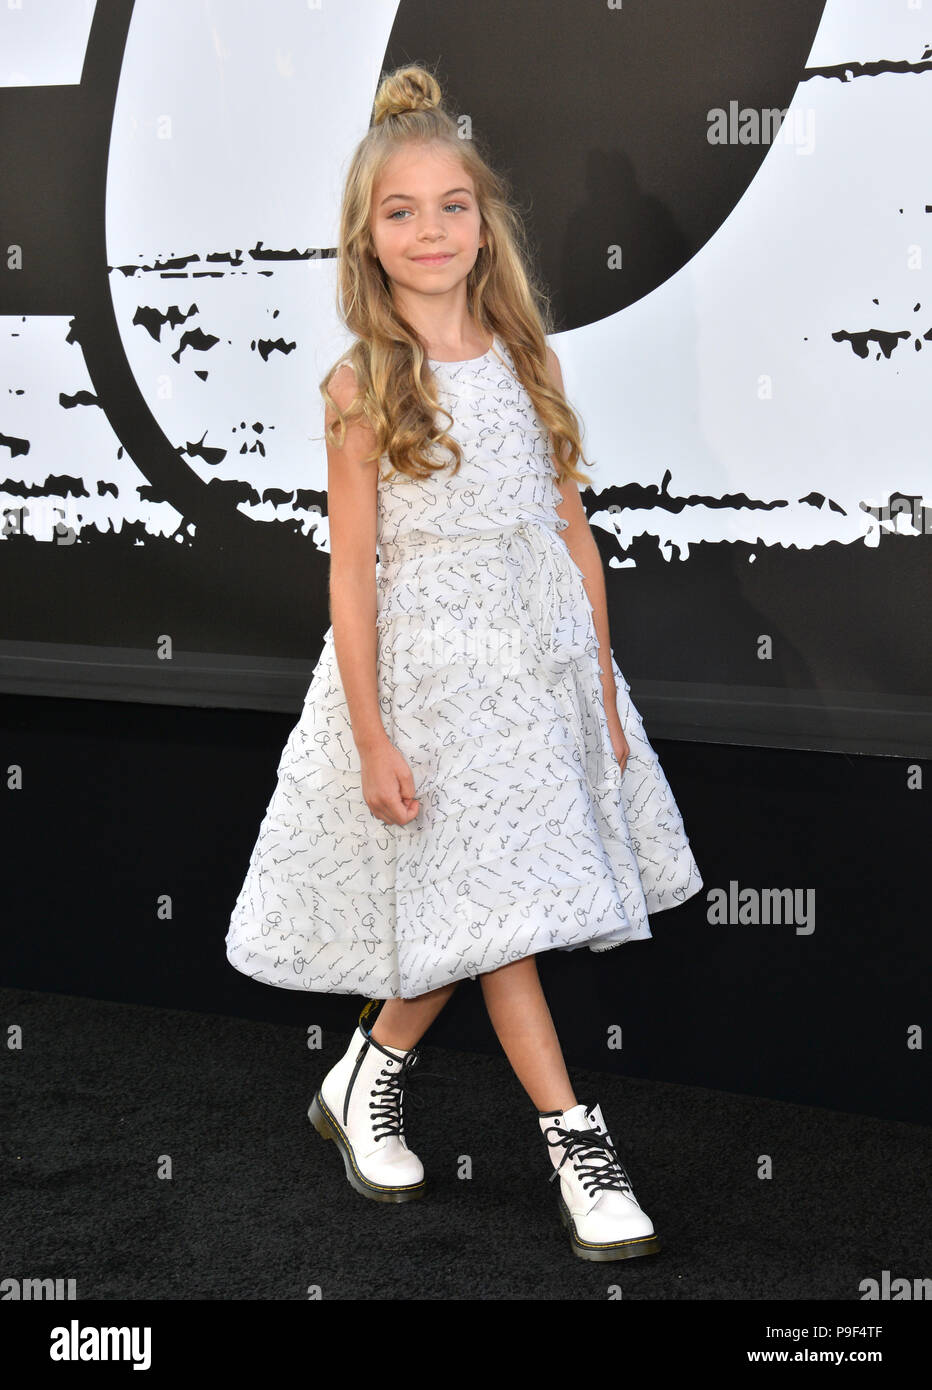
[488,336,520,384]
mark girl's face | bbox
[369,143,486,302]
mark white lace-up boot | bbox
[538,1100,661,1261]
[309,1001,427,1203]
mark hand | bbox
[605,711,630,774]
[359,739,421,826]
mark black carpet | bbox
[2,985,929,1302]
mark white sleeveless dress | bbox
[225,336,703,999]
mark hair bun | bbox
[372,65,443,125]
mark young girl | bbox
[226,63,703,1264]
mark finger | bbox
[398,767,417,800]
[383,787,412,822]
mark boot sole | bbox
[558,1191,662,1261]
[308,1091,427,1204]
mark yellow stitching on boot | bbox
[560,1195,657,1249]
[316,1091,426,1193]
[576,1232,658,1248]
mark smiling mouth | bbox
[413,253,454,262]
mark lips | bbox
[413,253,453,263]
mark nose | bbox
[417,212,447,240]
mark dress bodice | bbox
[372,337,567,557]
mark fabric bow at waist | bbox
[504,521,599,680]
[377,521,599,679]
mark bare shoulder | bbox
[325,360,361,416]
[544,344,565,390]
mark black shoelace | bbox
[368,1047,453,1142]
[545,1123,635,1198]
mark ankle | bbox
[368,1022,416,1053]
[537,1097,579,1116]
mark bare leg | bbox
[369,980,460,1051]
[479,955,578,1112]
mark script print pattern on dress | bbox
[226,338,703,998]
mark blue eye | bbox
[388,202,469,220]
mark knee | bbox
[478,954,540,989]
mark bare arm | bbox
[544,346,621,723]
[324,363,390,753]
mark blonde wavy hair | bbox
[319,62,593,487]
